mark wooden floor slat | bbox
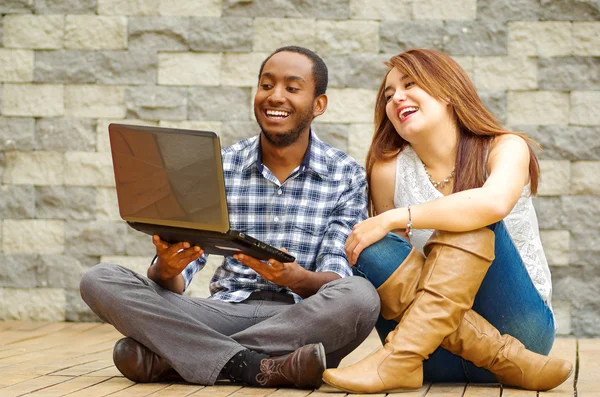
[0,321,590,396]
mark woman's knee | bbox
[354,233,412,288]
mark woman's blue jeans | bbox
[352,221,555,383]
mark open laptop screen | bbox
[109,124,230,233]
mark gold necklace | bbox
[422,162,455,189]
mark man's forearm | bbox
[147,263,186,294]
[288,270,341,298]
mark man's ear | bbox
[312,94,327,118]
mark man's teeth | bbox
[400,106,418,118]
[266,110,290,118]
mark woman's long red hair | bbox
[365,49,540,213]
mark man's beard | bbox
[257,106,313,148]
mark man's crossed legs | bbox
[80,263,379,388]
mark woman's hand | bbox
[345,214,391,266]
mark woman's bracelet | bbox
[405,206,413,243]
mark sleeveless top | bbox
[393,145,553,307]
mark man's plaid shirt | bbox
[181,130,368,302]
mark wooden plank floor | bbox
[0,321,589,396]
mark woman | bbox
[322,49,573,393]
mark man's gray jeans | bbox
[80,263,380,385]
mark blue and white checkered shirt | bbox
[181,130,368,302]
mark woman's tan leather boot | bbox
[322,228,495,393]
[440,310,573,391]
[376,247,424,322]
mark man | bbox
[80,46,379,389]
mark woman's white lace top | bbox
[392,145,553,306]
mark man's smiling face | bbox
[254,51,318,148]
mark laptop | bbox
[108,123,295,263]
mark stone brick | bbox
[452,56,474,78]
[563,196,600,232]
[573,22,600,56]
[34,0,96,14]
[0,185,35,219]
[526,126,600,161]
[570,91,600,126]
[533,196,567,230]
[507,22,572,57]
[381,21,445,53]
[65,288,100,322]
[3,151,65,185]
[311,123,349,153]
[125,227,156,256]
[538,57,600,91]
[64,152,114,187]
[414,0,476,20]
[66,220,127,256]
[476,0,540,21]
[222,0,298,17]
[540,230,570,266]
[124,228,155,256]
[350,0,412,20]
[222,0,350,19]
[3,14,64,49]
[539,0,600,21]
[64,16,127,50]
[36,186,96,220]
[571,161,600,195]
[443,20,507,56]
[0,49,33,82]
[36,118,96,152]
[64,85,124,119]
[189,86,252,121]
[507,91,569,125]
[96,119,158,152]
[0,0,34,13]
[189,18,252,52]
[478,91,506,124]
[2,219,65,254]
[474,57,537,91]
[221,52,268,87]
[125,86,187,120]
[128,17,189,51]
[1,288,66,321]
[159,0,221,17]
[348,123,375,167]
[2,84,64,117]
[37,255,86,289]
[158,52,221,86]
[253,18,315,52]
[98,0,159,15]
[0,254,38,288]
[293,0,351,18]
[34,50,99,84]
[324,53,396,90]
[159,120,223,134]
[552,300,571,335]
[0,117,35,151]
[96,187,120,221]
[100,256,150,278]
[538,160,570,196]
[319,88,377,124]
[221,121,261,147]
[316,21,379,54]
[95,50,158,85]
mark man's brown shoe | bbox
[113,337,181,383]
[255,343,326,389]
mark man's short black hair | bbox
[257,46,328,97]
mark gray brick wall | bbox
[0,0,598,336]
